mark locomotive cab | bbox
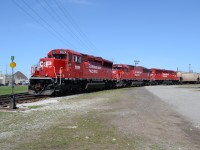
[112,64,130,87]
[29,49,70,95]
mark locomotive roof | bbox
[114,64,148,69]
[82,53,113,63]
[67,49,82,55]
[151,68,176,72]
[113,64,130,67]
[128,65,149,69]
[49,48,113,63]
[49,49,82,56]
[177,71,199,74]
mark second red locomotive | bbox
[112,64,150,87]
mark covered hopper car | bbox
[177,72,200,84]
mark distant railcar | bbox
[177,72,200,84]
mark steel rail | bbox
[0,92,47,107]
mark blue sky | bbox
[0,0,200,77]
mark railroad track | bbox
[0,92,47,108]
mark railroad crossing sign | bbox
[10,62,16,68]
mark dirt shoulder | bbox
[1,87,200,149]
[101,87,200,149]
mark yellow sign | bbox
[10,62,16,68]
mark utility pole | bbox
[5,64,7,86]
[6,64,7,75]
[134,60,140,66]
[189,64,191,72]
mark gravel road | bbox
[145,85,200,128]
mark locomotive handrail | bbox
[52,66,57,83]
[60,67,63,85]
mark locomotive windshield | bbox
[113,66,122,70]
[52,54,66,59]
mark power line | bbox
[21,0,75,47]
[12,0,75,48]
[42,0,90,51]
[56,0,100,53]
[12,0,100,54]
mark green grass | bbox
[15,111,143,150]
[0,85,28,95]
[27,105,43,109]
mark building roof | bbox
[14,71,28,80]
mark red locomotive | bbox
[129,65,150,86]
[112,64,130,87]
[29,48,180,95]
[112,64,150,87]
[29,49,113,95]
[150,68,179,85]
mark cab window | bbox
[68,53,72,61]
[53,54,66,59]
[74,55,82,63]
[113,67,122,70]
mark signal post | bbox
[10,56,17,109]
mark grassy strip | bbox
[27,105,43,109]
[15,112,143,150]
[0,85,28,95]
